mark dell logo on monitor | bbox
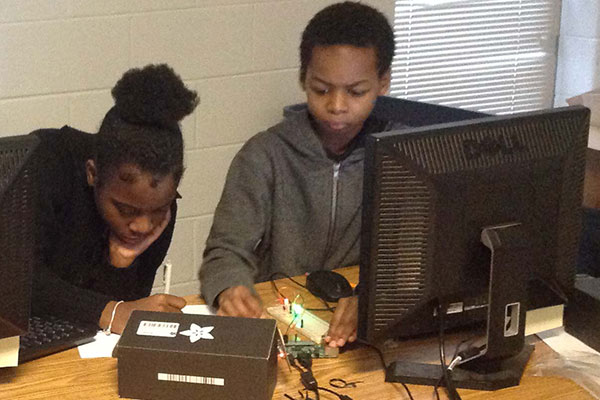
[463,134,526,160]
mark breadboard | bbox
[266,306,329,344]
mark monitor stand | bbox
[385,344,534,391]
[385,223,534,391]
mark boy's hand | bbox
[324,296,358,348]
[101,293,186,334]
[109,209,171,268]
[217,285,263,318]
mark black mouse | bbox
[306,270,353,302]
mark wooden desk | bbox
[0,268,593,400]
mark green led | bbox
[292,303,304,316]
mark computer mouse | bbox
[306,270,353,303]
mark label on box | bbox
[158,372,225,386]
[137,321,180,337]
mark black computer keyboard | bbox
[19,315,99,363]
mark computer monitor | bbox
[0,134,39,339]
[358,106,590,390]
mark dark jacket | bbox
[30,127,176,326]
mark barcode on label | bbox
[137,320,179,337]
[158,373,225,386]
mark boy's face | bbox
[303,45,390,154]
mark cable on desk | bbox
[433,383,441,400]
[270,278,288,299]
[269,271,336,313]
[451,337,477,364]
[355,338,415,400]
[434,335,484,399]
[305,307,335,312]
[436,304,462,400]
[317,386,353,400]
[288,352,320,400]
[269,271,308,289]
[307,300,335,313]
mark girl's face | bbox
[86,161,177,248]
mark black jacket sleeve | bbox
[29,128,113,325]
[29,128,177,326]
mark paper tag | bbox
[137,320,180,337]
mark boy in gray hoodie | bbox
[200,1,397,348]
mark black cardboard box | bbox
[114,310,278,400]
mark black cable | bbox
[452,337,473,363]
[270,277,286,299]
[434,337,468,395]
[318,386,353,400]
[269,271,307,289]
[288,355,304,373]
[433,384,441,400]
[437,304,462,400]
[432,347,444,396]
[305,307,335,312]
[302,289,336,313]
[285,316,297,336]
[289,352,320,400]
[269,272,336,313]
[296,352,313,370]
[355,338,415,400]
[312,297,336,313]
[435,335,484,397]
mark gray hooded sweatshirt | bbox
[199,100,406,306]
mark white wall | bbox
[554,0,600,106]
[0,0,394,296]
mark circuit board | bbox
[284,340,339,358]
[266,305,329,344]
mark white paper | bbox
[77,331,119,359]
[0,336,19,368]
[537,327,600,357]
[181,304,216,315]
[76,306,215,359]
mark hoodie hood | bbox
[271,105,333,163]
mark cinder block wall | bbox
[0,0,394,297]
[554,0,600,105]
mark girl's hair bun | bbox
[111,64,199,129]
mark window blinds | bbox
[391,0,561,114]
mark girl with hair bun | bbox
[31,64,198,334]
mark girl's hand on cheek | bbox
[109,208,171,267]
